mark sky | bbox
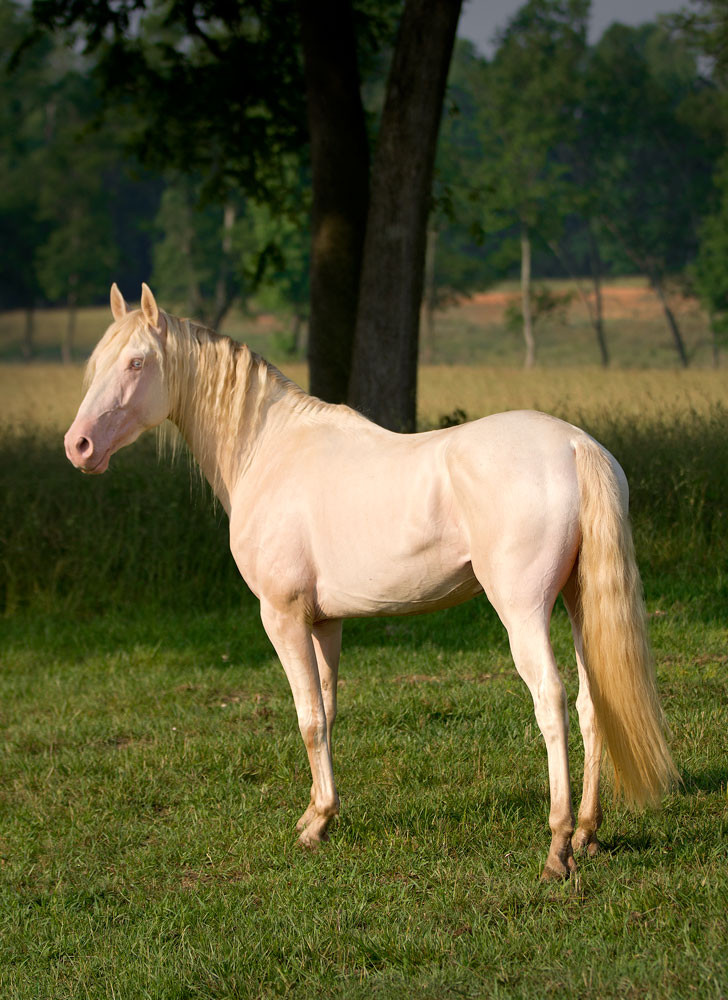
[457,0,689,55]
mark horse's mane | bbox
[88,308,335,424]
[161,311,336,433]
[87,307,349,491]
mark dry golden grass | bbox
[417,366,728,426]
[1,284,726,432]
[3,361,726,436]
[0,364,86,430]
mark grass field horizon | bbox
[1,311,727,997]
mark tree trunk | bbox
[708,315,720,368]
[22,306,35,361]
[421,226,438,364]
[349,0,463,431]
[649,271,689,368]
[211,201,237,331]
[599,215,687,368]
[547,231,609,367]
[521,223,535,369]
[585,221,609,366]
[291,312,306,357]
[62,281,77,364]
[298,0,370,404]
[182,196,202,321]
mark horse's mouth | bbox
[80,451,111,475]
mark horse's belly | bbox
[316,553,482,619]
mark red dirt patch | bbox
[459,284,701,323]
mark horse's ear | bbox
[140,283,166,342]
[141,283,159,327]
[110,283,128,322]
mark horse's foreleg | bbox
[297,619,343,834]
[260,601,340,847]
[505,617,577,880]
[562,577,603,856]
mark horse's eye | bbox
[130,358,143,370]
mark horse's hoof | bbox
[297,812,335,849]
[540,864,571,882]
[540,851,577,881]
[297,831,321,850]
[572,830,602,857]
[295,804,317,833]
[297,826,328,850]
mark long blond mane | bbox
[87,307,344,494]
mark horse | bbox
[64,284,678,880]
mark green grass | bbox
[1,380,728,998]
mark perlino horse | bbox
[64,284,678,880]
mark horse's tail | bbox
[573,437,679,805]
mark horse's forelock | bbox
[84,311,166,391]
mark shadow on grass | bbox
[0,604,276,673]
[679,766,728,796]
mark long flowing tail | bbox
[574,438,679,805]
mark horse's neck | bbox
[179,415,235,512]
[170,347,290,513]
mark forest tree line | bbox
[3,0,728,423]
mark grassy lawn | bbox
[1,353,727,998]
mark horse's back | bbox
[443,409,586,504]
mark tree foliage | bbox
[24,0,461,426]
[5,0,728,378]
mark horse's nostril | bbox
[76,436,92,457]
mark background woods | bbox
[3,0,728,419]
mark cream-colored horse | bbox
[65,285,678,879]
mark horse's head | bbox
[65,284,170,474]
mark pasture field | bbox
[0,276,720,370]
[1,351,728,998]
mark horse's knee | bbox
[531,675,568,738]
[298,713,327,754]
[575,680,596,723]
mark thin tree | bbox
[476,0,589,369]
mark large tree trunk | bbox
[298,0,370,404]
[349,0,463,431]
[521,223,535,369]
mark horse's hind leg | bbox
[490,593,577,880]
[562,573,603,856]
